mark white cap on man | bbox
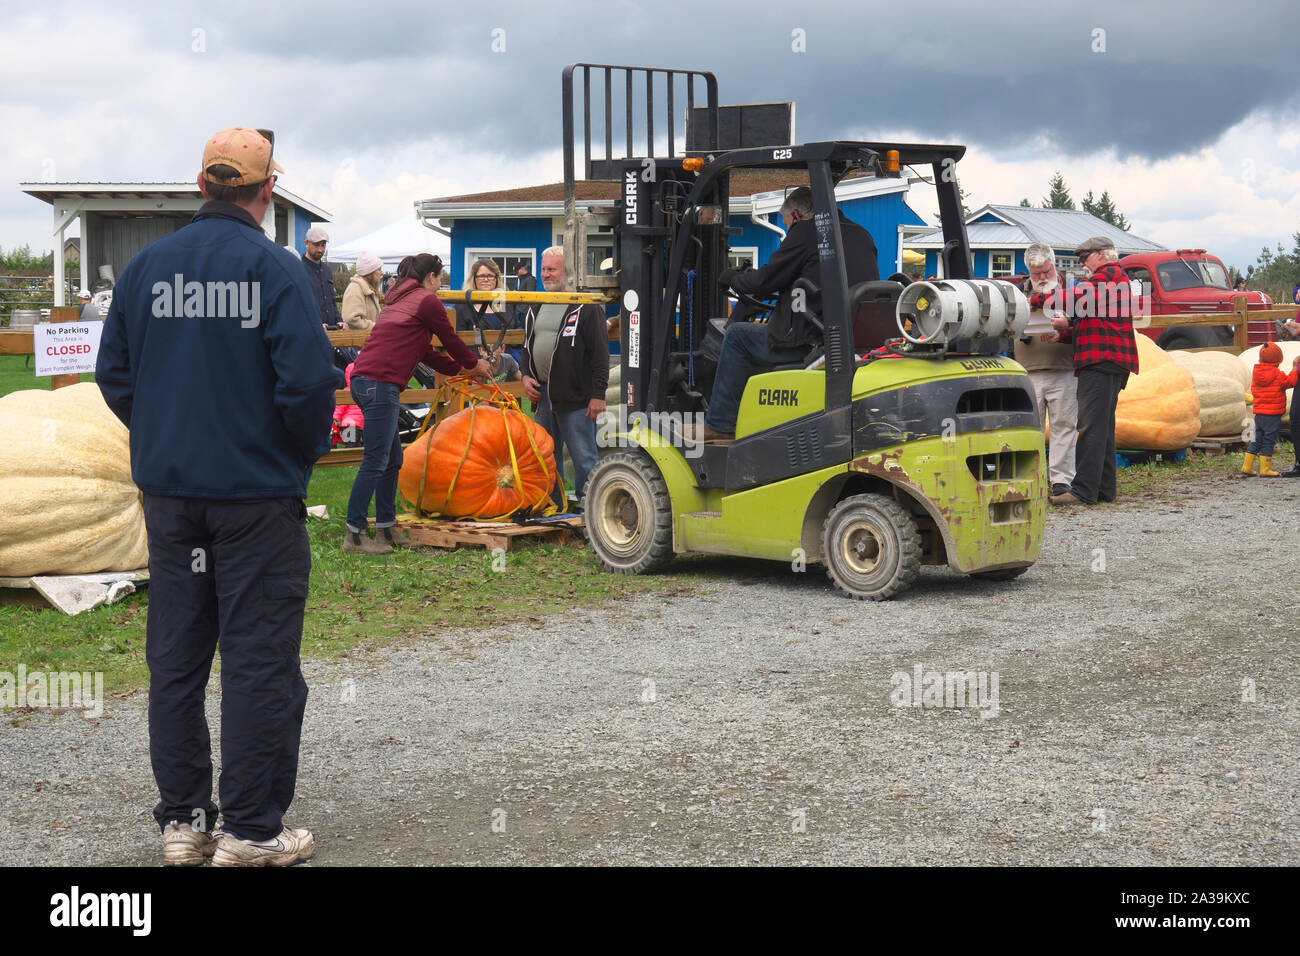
[305,225,329,243]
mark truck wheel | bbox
[821,494,921,600]
[583,451,674,574]
[970,565,1029,581]
[1156,326,1233,350]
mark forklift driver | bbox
[685,186,878,442]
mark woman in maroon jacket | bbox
[344,254,491,553]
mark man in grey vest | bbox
[521,246,608,507]
[1015,242,1077,497]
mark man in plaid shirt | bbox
[1035,236,1139,506]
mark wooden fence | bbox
[2,298,1292,467]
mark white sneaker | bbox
[162,821,218,866]
[211,826,315,867]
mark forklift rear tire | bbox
[583,451,674,574]
[821,494,921,600]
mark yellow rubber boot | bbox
[1241,452,1257,476]
[1260,455,1281,477]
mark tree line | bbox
[1018,173,1131,231]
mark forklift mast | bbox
[560,63,976,420]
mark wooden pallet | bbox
[1190,436,1246,455]
[371,515,584,551]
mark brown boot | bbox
[342,530,392,554]
[378,525,415,548]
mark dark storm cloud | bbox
[8,0,1300,173]
[146,0,1300,162]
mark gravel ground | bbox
[2,468,1297,866]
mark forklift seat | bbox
[849,280,903,352]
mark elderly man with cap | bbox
[342,251,384,331]
[96,127,339,867]
[1040,236,1139,506]
[303,224,342,329]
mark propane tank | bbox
[896,279,1030,345]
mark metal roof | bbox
[417,174,908,220]
[20,181,331,220]
[906,204,1164,253]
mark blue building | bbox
[906,204,1164,280]
[415,172,927,290]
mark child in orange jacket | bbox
[1243,343,1299,476]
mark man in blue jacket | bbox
[302,224,342,329]
[97,127,340,867]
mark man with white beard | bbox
[1013,242,1077,497]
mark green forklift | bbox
[562,64,1045,599]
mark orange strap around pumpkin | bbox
[405,375,560,521]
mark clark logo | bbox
[959,359,1005,371]
[758,388,798,407]
[624,171,638,225]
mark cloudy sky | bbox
[4,0,1300,271]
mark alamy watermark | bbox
[596,408,707,459]
[2,665,104,719]
[151,274,260,328]
[890,663,999,718]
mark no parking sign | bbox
[34,322,103,377]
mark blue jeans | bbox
[533,388,598,506]
[705,322,806,433]
[1247,413,1281,456]
[346,375,403,532]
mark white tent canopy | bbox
[327,217,449,268]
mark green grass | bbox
[1115,439,1293,498]
[0,354,93,399]
[0,465,701,701]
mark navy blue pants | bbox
[1247,413,1281,456]
[705,322,806,434]
[143,495,310,842]
[533,388,599,505]
[346,375,403,532]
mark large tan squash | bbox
[1114,336,1201,450]
[1167,350,1250,438]
[0,383,148,576]
[1239,341,1300,427]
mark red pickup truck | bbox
[1119,249,1274,348]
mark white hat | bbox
[356,251,382,276]
[78,290,92,299]
[305,225,329,242]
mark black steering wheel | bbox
[722,280,777,321]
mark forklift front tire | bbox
[821,493,921,600]
[583,452,675,575]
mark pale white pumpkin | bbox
[1167,351,1251,437]
[0,383,148,576]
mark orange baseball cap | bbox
[201,127,284,186]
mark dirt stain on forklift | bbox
[563,64,1046,599]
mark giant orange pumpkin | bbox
[1113,335,1201,450]
[398,405,559,519]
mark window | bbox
[990,251,1014,278]
[1056,255,1081,275]
[1156,258,1229,292]
[1125,266,1152,300]
[728,246,758,271]
[465,249,535,290]
[586,232,613,276]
